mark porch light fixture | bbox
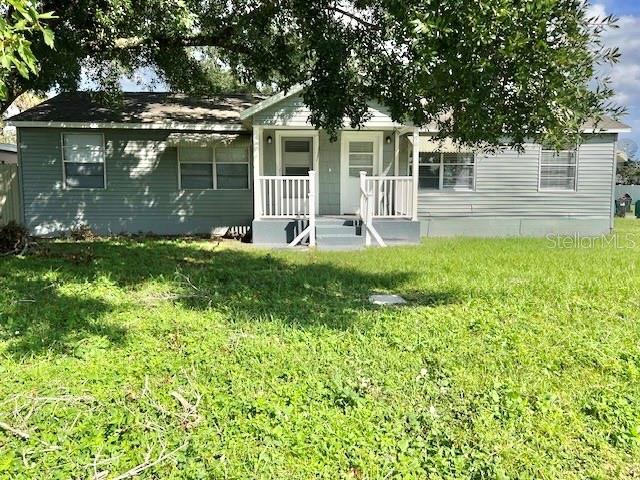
[385,136,392,144]
[267,135,273,144]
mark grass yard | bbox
[1,219,640,479]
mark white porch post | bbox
[394,131,400,176]
[253,126,263,219]
[412,127,419,221]
[360,171,371,246]
[308,170,317,247]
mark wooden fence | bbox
[0,164,22,226]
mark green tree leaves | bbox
[0,0,56,99]
[0,1,626,147]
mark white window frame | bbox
[61,132,107,190]
[214,144,251,191]
[538,144,579,193]
[178,144,251,191]
[412,151,476,192]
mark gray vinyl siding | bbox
[262,129,277,175]
[408,134,616,236]
[19,128,253,236]
[318,132,341,214]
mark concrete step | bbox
[315,224,359,236]
[316,232,365,248]
[316,218,360,227]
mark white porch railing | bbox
[362,176,415,219]
[258,171,316,247]
[360,173,416,247]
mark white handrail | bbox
[362,175,414,219]
[258,172,316,247]
[258,175,311,218]
[359,172,386,247]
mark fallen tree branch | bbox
[112,442,188,480]
[0,420,30,440]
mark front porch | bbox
[250,127,422,248]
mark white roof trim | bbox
[581,127,631,134]
[418,126,632,134]
[166,132,240,146]
[239,84,305,121]
[6,121,248,131]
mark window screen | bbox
[179,146,213,189]
[215,146,249,189]
[540,146,577,191]
[414,151,475,191]
[181,162,214,189]
[284,140,310,153]
[62,133,106,189]
[348,141,375,177]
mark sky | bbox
[591,0,640,156]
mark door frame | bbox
[340,130,384,214]
[275,130,319,176]
[274,129,320,212]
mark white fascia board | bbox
[239,84,305,121]
[416,126,632,134]
[6,121,249,131]
[581,127,632,134]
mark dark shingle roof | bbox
[7,92,265,126]
[7,91,631,134]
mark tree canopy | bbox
[0,0,625,146]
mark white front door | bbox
[340,131,383,214]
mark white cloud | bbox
[596,4,640,141]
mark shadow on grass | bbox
[0,240,462,357]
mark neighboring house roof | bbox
[0,143,17,153]
[7,92,266,131]
[582,116,631,133]
[0,143,17,164]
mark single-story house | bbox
[0,143,17,164]
[7,87,631,247]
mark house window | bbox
[178,145,249,190]
[414,152,475,191]
[283,139,312,176]
[179,146,214,189]
[62,133,106,189]
[348,141,375,177]
[539,145,577,191]
[215,146,249,189]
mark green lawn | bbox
[1,219,639,479]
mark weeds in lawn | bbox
[0,221,639,478]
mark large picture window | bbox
[62,133,106,189]
[539,145,577,191]
[178,145,249,190]
[415,151,475,191]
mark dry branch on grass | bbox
[170,391,202,430]
[0,420,31,440]
[0,222,33,256]
[105,442,188,480]
[174,270,213,307]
